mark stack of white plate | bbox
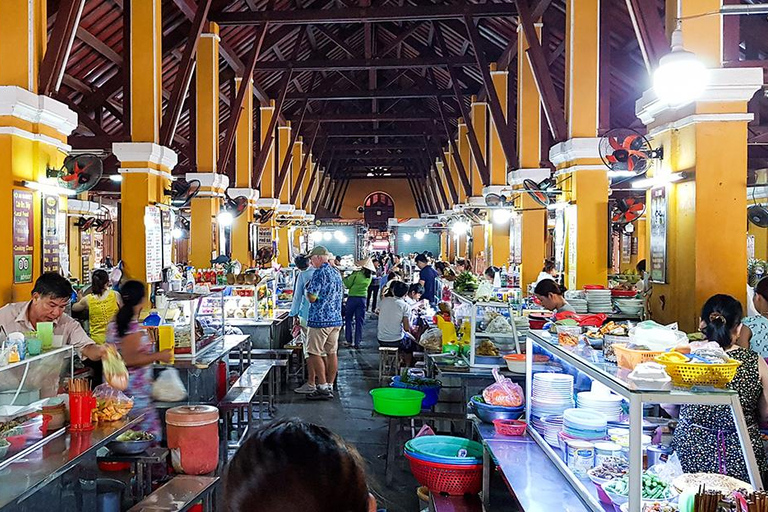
[513,316,530,339]
[568,298,589,314]
[563,408,608,440]
[586,289,614,313]
[532,414,564,447]
[531,373,574,418]
[614,298,644,317]
[576,391,624,422]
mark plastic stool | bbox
[378,347,400,382]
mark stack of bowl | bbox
[614,298,644,317]
[468,395,525,424]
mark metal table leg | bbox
[482,445,491,509]
[385,417,397,486]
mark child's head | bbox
[408,283,424,301]
[390,280,409,298]
[437,301,453,315]
[755,277,768,314]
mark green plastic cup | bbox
[37,322,53,351]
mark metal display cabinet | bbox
[525,330,762,512]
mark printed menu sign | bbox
[161,209,173,268]
[81,230,91,284]
[13,190,34,283]
[145,206,162,283]
[649,186,667,283]
[42,196,61,273]
[258,227,273,249]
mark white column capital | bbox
[255,198,280,209]
[0,86,78,136]
[227,187,260,205]
[507,168,551,186]
[186,172,229,196]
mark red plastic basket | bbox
[493,419,527,436]
[404,453,483,495]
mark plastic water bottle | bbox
[143,310,162,327]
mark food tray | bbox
[654,356,741,388]
[613,344,663,370]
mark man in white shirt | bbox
[377,281,418,366]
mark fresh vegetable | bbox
[399,371,441,388]
[103,345,129,391]
[605,473,673,500]
[454,271,480,294]
[116,430,153,442]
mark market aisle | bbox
[274,313,419,512]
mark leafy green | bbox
[454,271,480,294]
[116,430,154,442]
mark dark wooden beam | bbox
[40,0,86,95]
[379,22,423,57]
[122,0,131,138]
[434,23,490,187]
[76,26,122,65]
[407,178,423,215]
[424,133,457,204]
[254,71,292,187]
[515,0,568,142]
[313,25,357,57]
[212,3,516,25]
[303,114,435,122]
[254,55,474,71]
[55,93,109,137]
[324,126,430,137]
[464,16,519,171]
[302,166,319,210]
[434,88,471,197]
[286,87,467,101]
[625,0,668,73]
[325,143,426,150]
[160,0,213,147]
[218,22,271,173]
[275,100,309,196]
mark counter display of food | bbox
[522,330,761,512]
[163,291,224,360]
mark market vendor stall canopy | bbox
[44,0,768,216]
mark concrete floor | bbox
[274,312,420,512]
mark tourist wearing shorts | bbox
[305,245,344,401]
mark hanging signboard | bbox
[161,209,173,268]
[145,206,163,282]
[510,216,522,265]
[13,190,34,283]
[567,206,578,290]
[258,227,273,249]
[649,186,667,283]
[42,195,61,274]
[621,233,632,265]
[81,230,92,284]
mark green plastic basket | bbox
[405,435,484,461]
[370,388,425,417]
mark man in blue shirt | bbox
[289,255,317,395]
[304,245,344,400]
[416,253,439,305]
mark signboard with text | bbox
[161,209,173,268]
[145,206,163,282]
[13,190,34,283]
[649,186,667,283]
[42,195,61,273]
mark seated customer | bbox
[377,281,418,366]
[533,279,575,314]
[225,419,377,512]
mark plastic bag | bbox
[102,345,129,391]
[151,368,188,402]
[485,316,514,334]
[419,327,443,353]
[483,368,524,407]
[629,321,688,351]
[92,383,133,422]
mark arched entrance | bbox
[364,192,395,229]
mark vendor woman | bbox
[533,279,575,314]
[0,272,106,361]
[672,294,768,481]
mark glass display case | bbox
[275,267,299,310]
[0,346,73,469]
[164,291,224,359]
[524,330,761,512]
[448,290,525,368]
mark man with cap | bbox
[304,246,344,400]
[342,257,374,349]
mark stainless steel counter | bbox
[167,334,250,369]
[0,415,143,510]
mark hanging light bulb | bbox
[403,233,412,242]
[323,232,333,241]
[653,23,708,106]
[217,211,234,227]
[172,227,184,239]
[310,231,323,242]
[492,209,513,224]
[452,221,469,235]
[414,230,425,240]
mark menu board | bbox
[12,190,34,283]
[258,226,273,249]
[42,196,61,273]
[81,230,91,284]
[649,186,667,283]
[509,215,522,265]
[161,209,173,268]
[145,206,163,283]
[567,205,578,290]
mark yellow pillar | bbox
[469,100,487,199]
[550,0,608,289]
[515,22,548,288]
[291,139,304,207]
[0,0,45,91]
[113,0,177,283]
[259,102,277,200]
[189,24,223,268]
[458,122,470,203]
[277,124,291,205]
[489,67,508,186]
[300,153,313,208]
[636,67,762,330]
[230,77,258,267]
[669,0,721,67]
[448,150,465,204]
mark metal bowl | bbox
[468,396,525,424]
[107,435,155,455]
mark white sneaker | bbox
[294,382,317,394]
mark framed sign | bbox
[567,205,578,290]
[42,195,61,273]
[144,206,163,282]
[258,227,273,249]
[161,209,173,268]
[81,230,92,284]
[13,190,34,283]
[649,186,667,283]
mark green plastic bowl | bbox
[405,435,484,461]
[370,388,425,417]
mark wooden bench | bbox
[128,475,218,512]
[218,359,287,462]
[429,493,483,512]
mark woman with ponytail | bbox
[107,280,172,439]
[672,294,768,481]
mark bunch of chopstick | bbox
[694,486,723,512]
[70,378,90,394]
[742,491,768,512]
